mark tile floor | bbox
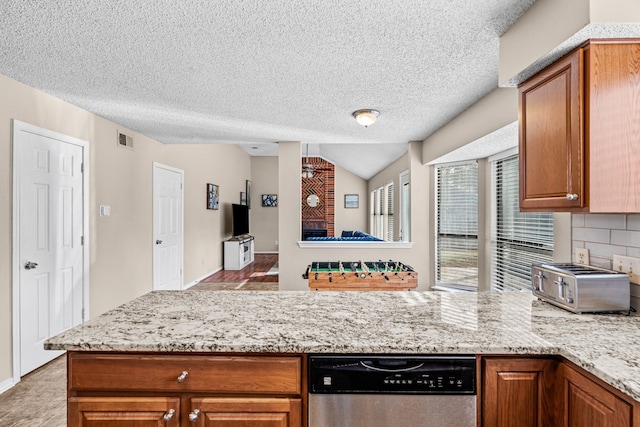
[0,254,278,426]
[0,356,66,427]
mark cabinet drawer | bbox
[69,353,302,394]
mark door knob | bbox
[24,261,38,270]
[156,240,163,245]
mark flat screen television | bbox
[232,203,250,237]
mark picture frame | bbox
[246,180,252,209]
[262,194,278,207]
[344,194,359,208]
[240,191,247,205]
[207,183,219,210]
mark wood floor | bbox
[191,253,278,290]
[0,253,279,425]
[200,253,278,282]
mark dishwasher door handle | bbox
[359,361,425,372]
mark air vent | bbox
[117,131,133,149]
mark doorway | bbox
[12,120,89,380]
[152,162,184,291]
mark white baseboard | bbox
[0,376,16,395]
[184,266,223,289]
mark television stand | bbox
[224,236,254,270]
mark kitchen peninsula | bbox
[47,291,640,426]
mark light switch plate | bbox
[99,205,111,217]
[575,248,590,265]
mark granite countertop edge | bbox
[44,290,640,402]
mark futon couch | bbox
[305,230,383,241]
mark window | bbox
[435,162,478,288]
[370,183,394,241]
[491,154,553,291]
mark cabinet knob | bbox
[163,408,176,421]
[177,370,189,383]
[566,193,579,201]
[189,409,201,422]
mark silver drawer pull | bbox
[566,193,579,201]
[189,409,201,422]
[177,370,189,383]
[163,408,175,421]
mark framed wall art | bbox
[262,194,278,207]
[240,191,247,205]
[344,194,359,208]
[207,183,219,210]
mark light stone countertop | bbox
[45,290,640,401]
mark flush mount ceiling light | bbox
[352,109,380,127]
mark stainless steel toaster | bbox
[531,263,630,313]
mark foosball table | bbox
[303,260,417,291]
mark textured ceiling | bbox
[0,0,536,179]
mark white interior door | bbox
[153,163,184,291]
[14,121,86,377]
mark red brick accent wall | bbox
[301,157,335,236]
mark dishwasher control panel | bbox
[309,355,476,394]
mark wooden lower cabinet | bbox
[560,363,634,427]
[481,357,639,427]
[67,352,303,427]
[191,397,301,427]
[69,396,180,426]
[482,357,558,427]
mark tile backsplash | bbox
[572,214,640,309]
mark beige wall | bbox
[422,88,518,164]
[0,73,250,387]
[251,155,368,250]
[162,144,251,280]
[334,164,368,236]
[251,156,279,252]
[368,153,409,241]
[279,141,431,291]
[278,142,303,290]
[499,0,640,85]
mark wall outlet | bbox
[613,254,640,285]
[575,248,590,265]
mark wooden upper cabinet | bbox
[519,49,584,211]
[519,39,640,212]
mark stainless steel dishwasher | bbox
[308,355,476,427]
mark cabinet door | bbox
[560,364,632,427]
[189,397,301,427]
[482,358,557,427]
[68,396,180,427]
[519,49,584,211]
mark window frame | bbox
[434,160,479,289]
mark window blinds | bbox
[386,183,394,241]
[436,162,478,287]
[370,184,394,241]
[491,155,553,291]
